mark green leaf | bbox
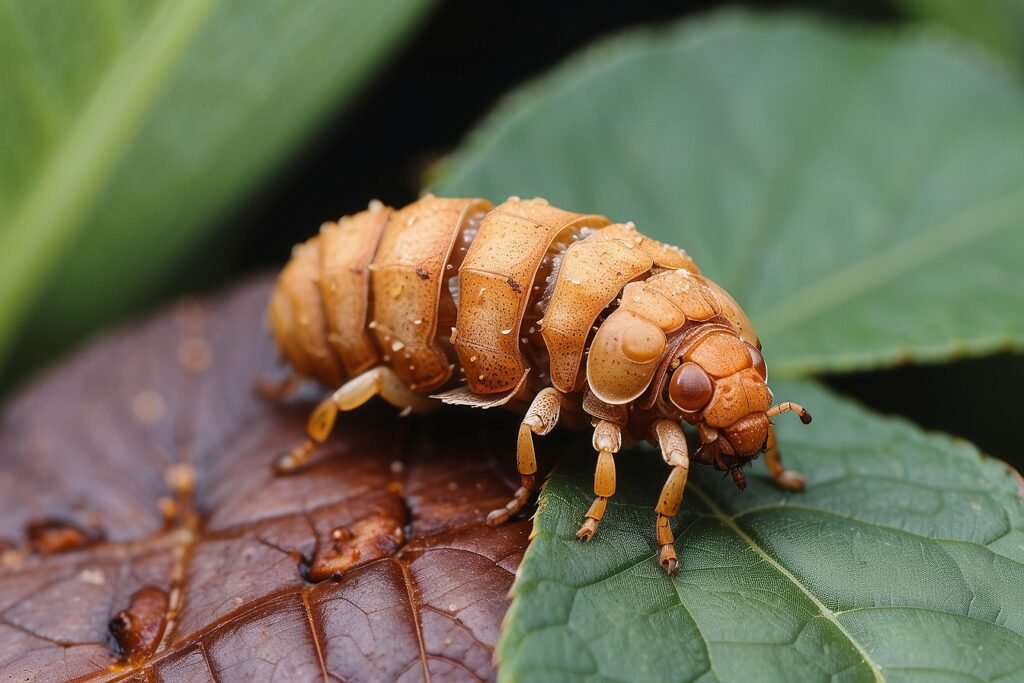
[0,0,432,375]
[897,0,1024,68]
[435,13,1024,378]
[500,380,1024,683]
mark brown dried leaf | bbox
[0,277,529,682]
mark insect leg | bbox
[254,372,301,400]
[763,424,806,491]
[486,388,563,527]
[576,420,622,541]
[652,420,690,576]
[274,367,434,474]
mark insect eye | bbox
[668,362,714,413]
[747,343,767,381]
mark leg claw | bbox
[776,470,807,491]
[576,518,599,541]
[659,545,679,576]
[486,509,509,527]
[272,452,297,475]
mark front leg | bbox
[652,420,690,576]
[576,420,622,541]
[764,423,806,491]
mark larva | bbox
[265,195,811,575]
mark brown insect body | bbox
[267,195,811,575]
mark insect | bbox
[264,195,811,575]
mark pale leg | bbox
[576,420,622,541]
[274,367,434,473]
[254,373,301,400]
[486,388,564,526]
[764,424,806,491]
[652,420,690,576]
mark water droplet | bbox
[165,463,196,495]
[79,568,105,585]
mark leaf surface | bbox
[898,0,1024,67]
[0,0,432,374]
[436,13,1024,377]
[0,278,526,682]
[499,380,1024,683]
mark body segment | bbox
[452,198,609,394]
[267,195,812,575]
[370,196,491,392]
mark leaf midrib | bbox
[686,480,886,683]
[0,0,216,362]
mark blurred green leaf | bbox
[436,13,1024,378]
[499,380,1024,683]
[897,0,1024,67]
[0,0,432,378]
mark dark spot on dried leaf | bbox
[110,585,170,665]
[26,517,103,554]
[309,511,405,581]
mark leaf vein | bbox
[687,481,885,682]
[757,183,1024,336]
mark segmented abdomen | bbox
[268,196,700,400]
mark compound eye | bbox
[747,343,767,381]
[668,362,714,413]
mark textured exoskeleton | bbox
[266,195,811,575]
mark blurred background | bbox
[1,0,1022,465]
